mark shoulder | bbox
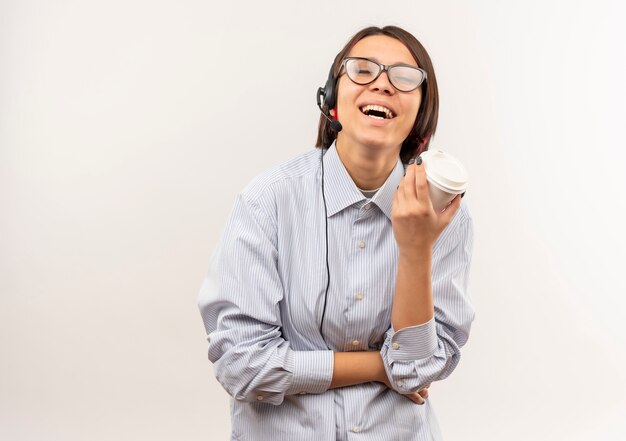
[239,148,321,212]
[454,199,472,227]
[433,199,474,254]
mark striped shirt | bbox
[197,142,475,440]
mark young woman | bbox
[198,25,475,441]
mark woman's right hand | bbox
[403,385,430,405]
[374,352,430,404]
[380,374,430,405]
[413,386,430,405]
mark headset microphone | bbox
[316,87,342,132]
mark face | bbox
[332,35,423,155]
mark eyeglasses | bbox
[341,57,427,92]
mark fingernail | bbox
[416,156,422,165]
[408,158,415,165]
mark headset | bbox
[317,66,343,133]
[316,65,341,343]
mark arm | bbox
[329,351,385,389]
[392,246,433,330]
[381,161,475,393]
[382,217,474,393]
[197,193,334,406]
[330,351,430,404]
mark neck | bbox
[335,137,400,190]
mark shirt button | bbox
[357,240,366,249]
[351,340,360,347]
[364,203,372,210]
[397,380,405,388]
[355,292,364,301]
[353,426,361,433]
[392,342,401,350]
[256,395,264,401]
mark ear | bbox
[329,108,336,118]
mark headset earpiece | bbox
[322,65,337,110]
[317,63,343,133]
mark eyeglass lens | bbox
[344,58,425,92]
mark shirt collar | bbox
[322,142,405,221]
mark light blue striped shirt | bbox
[198,142,475,440]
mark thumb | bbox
[439,194,462,223]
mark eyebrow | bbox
[359,56,419,68]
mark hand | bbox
[392,159,461,253]
[373,352,430,404]
[402,385,430,405]
[380,374,430,405]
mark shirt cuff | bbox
[287,350,334,395]
[387,318,438,362]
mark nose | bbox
[369,69,394,95]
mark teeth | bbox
[360,104,394,119]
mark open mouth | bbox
[359,104,396,120]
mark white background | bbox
[2,0,625,440]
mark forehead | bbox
[347,35,417,66]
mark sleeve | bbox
[197,193,334,405]
[379,215,475,393]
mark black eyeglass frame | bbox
[340,57,427,92]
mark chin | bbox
[357,134,402,152]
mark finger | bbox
[393,179,406,208]
[402,162,418,201]
[439,194,462,222]
[418,388,429,399]
[406,392,425,405]
[413,158,431,206]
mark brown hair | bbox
[315,25,439,163]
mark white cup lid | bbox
[420,149,468,193]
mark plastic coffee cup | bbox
[419,149,468,212]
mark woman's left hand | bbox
[392,159,461,253]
